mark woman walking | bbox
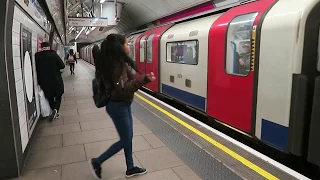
[89,34,155,179]
[66,49,77,75]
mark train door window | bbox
[146,34,155,63]
[225,13,258,76]
[128,41,135,60]
[140,35,146,62]
[317,27,320,72]
[166,40,199,65]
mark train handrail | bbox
[231,41,237,74]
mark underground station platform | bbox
[15,61,310,180]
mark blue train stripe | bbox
[161,84,206,111]
[261,119,288,152]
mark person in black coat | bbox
[35,42,65,121]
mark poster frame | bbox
[20,24,39,138]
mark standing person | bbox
[238,42,251,75]
[89,34,155,179]
[35,42,65,121]
[92,45,100,77]
[66,49,77,75]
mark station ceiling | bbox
[66,0,211,43]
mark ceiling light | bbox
[99,0,106,3]
[75,27,85,40]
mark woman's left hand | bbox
[146,72,156,82]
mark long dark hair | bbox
[69,49,74,55]
[92,45,100,66]
[97,34,139,81]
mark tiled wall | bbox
[12,5,48,152]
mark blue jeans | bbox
[96,101,134,169]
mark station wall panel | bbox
[12,4,49,152]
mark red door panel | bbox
[135,24,172,92]
[145,24,172,92]
[207,0,276,133]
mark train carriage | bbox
[80,42,103,65]
[89,44,94,64]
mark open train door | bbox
[207,0,276,133]
[303,2,320,167]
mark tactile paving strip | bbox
[134,93,298,180]
[132,101,243,180]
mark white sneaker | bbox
[55,113,60,119]
[49,109,57,121]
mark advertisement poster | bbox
[20,25,38,134]
[37,36,43,52]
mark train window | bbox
[128,42,135,60]
[225,13,258,76]
[147,34,155,63]
[166,40,199,65]
[140,35,146,62]
[317,28,320,72]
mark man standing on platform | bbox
[35,42,65,121]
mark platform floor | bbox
[14,61,201,180]
[13,60,307,180]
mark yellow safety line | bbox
[135,93,279,180]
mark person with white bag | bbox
[38,86,51,117]
[35,42,65,121]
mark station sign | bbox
[68,17,108,27]
[213,0,256,8]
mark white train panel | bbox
[160,14,221,111]
[255,0,318,151]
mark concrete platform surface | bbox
[13,61,201,180]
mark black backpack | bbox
[92,73,112,108]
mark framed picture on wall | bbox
[20,24,38,136]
